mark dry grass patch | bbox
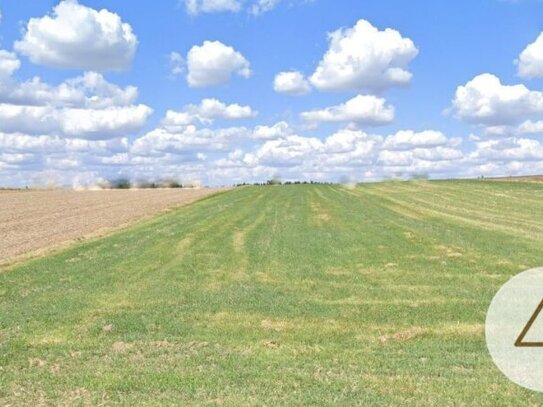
[437,323,484,337]
[260,319,293,332]
[435,245,464,258]
[326,267,351,276]
[311,202,331,223]
[403,231,416,240]
[233,230,245,253]
[378,327,427,343]
[112,341,134,353]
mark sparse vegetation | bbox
[1,180,543,405]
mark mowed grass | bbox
[1,181,543,405]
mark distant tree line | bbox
[235,180,336,187]
[101,178,193,189]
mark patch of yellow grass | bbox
[233,230,245,253]
[310,202,331,223]
[325,267,351,276]
[435,245,464,258]
[260,319,293,332]
[378,327,426,343]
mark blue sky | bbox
[1,0,543,187]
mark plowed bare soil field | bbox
[0,188,223,266]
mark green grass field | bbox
[1,181,543,405]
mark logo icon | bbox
[486,267,543,392]
[514,299,543,348]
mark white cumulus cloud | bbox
[518,120,543,135]
[309,19,418,92]
[0,103,151,140]
[0,54,151,140]
[58,105,152,139]
[451,73,543,126]
[240,127,463,182]
[14,0,137,71]
[300,94,394,126]
[182,0,293,15]
[273,71,311,95]
[0,70,138,109]
[382,130,450,150]
[162,98,256,127]
[470,137,543,163]
[186,40,251,87]
[516,32,543,79]
[184,0,243,15]
[0,50,20,78]
[185,98,256,122]
[132,125,250,156]
[253,121,292,140]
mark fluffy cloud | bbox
[377,130,463,174]
[184,0,243,15]
[131,109,289,171]
[309,19,418,92]
[465,137,543,178]
[63,105,151,139]
[168,52,185,78]
[0,50,20,78]
[518,120,543,135]
[273,71,311,95]
[186,41,251,87]
[0,129,132,188]
[250,0,281,15]
[0,132,128,155]
[382,130,450,150]
[0,51,151,141]
[182,0,286,15]
[131,125,250,156]
[8,111,542,186]
[451,73,543,126]
[130,106,260,160]
[184,98,256,122]
[0,101,151,139]
[300,95,394,126]
[253,121,292,140]
[240,127,462,182]
[0,71,138,110]
[379,145,463,164]
[162,98,256,129]
[471,137,543,162]
[14,0,137,71]
[516,32,543,79]
[244,135,323,167]
[208,127,463,184]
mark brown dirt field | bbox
[0,188,225,267]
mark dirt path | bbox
[0,188,225,266]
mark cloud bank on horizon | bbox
[1,0,543,187]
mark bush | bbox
[160,179,183,188]
[110,178,131,189]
